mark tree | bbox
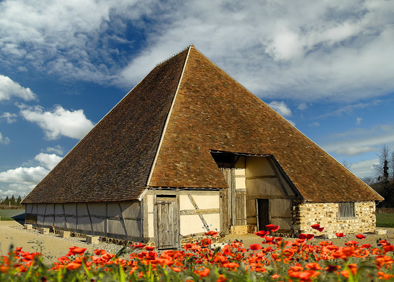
[375,145,394,207]
[342,160,352,170]
[10,195,16,206]
[17,195,22,206]
[375,145,391,180]
[3,196,9,206]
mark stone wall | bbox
[292,201,376,235]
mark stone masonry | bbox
[292,201,376,235]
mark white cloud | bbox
[322,125,394,155]
[0,75,37,101]
[335,146,377,156]
[349,158,379,179]
[309,122,320,127]
[0,166,49,184]
[34,153,62,170]
[0,183,35,198]
[18,104,94,139]
[268,101,292,117]
[45,146,64,155]
[0,132,10,145]
[356,117,362,125]
[0,1,394,103]
[0,112,18,123]
[298,103,308,110]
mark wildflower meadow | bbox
[1,223,394,281]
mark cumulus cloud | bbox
[0,112,18,123]
[1,1,394,103]
[45,146,64,155]
[356,117,362,125]
[0,132,10,145]
[0,183,35,199]
[268,101,292,117]
[18,104,94,139]
[0,75,37,101]
[0,166,49,184]
[34,153,62,170]
[298,103,308,110]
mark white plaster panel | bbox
[270,199,292,217]
[46,204,55,214]
[25,204,32,214]
[203,214,220,232]
[107,203,122,217]
[147,195,154,213]
[179,195,194,210]
[32,204,38,214]
[77,204,89,216]
[107,219,125,236]
[64,204,76,215]
[125,220,142,237]
[37,215,44,225]
[235,168,246,176]
[148,213,154,237]
[235,177,246,189]
[91,217,105,233]
[54,217,65,228]
[120,202,141,218]
[44,216,54,226]
[180,215,204,236]
[246,157,274,177]
[193,195,219,209]
[272,217,291,230]
[87,203,106,217]
[55,204,64,215]
[37,204,46,215]
[77,217,91,231]
[66,217,76,229]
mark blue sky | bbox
[1,0,394,198]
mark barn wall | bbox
[245,157,295,231]
[292,201,376,234]
[143,190,220,244]
[25,201,143,241]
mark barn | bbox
[22,45,383,249]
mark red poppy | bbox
[317,227,324,232]
[65,261,82,270]
[68,247,87,255]
[255,230,269,237]
[145,246,155,251]
[132,242,146,248]
[355,234,366,239]
[336,233,345,238]
[311,224,320,229]
[298,233,307,239]
[306,234,315,240]
[204,230,218,237]
[266,224,280,232]
[249,243,262,251]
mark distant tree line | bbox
[361,145,394,207]
[0,195,23,209]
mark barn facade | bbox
[23,45,383,249]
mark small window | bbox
[339,202,355,218]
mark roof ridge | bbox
[155,44,194,67]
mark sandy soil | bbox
[1,220,394,264]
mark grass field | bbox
[376,212,394,227]
[0,209,25,221]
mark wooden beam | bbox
[188,194,210,231]
[180,208,220,215]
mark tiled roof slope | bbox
[22,48,189,204]
[149,46,383,203]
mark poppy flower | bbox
[145,246,155,251]
[336,233,345,238]
[266,224,280,232]
[204,230,218,237]
[355,234,366,239]
[255,230,269,237]
[298,233,307,239]
[306,234,315,240]
[65,261,82,270]
[132,242,146,248]
[311,224,320,229]
[68,247,87,255]
[317,227,324,232]
[249,243,262,251]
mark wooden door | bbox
[257,199,269,231]
[156,196,179,249]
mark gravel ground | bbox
[2,220,394,264]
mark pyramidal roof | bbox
[23,45,383,204]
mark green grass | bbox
[0,209,25,221]
[376,213,394,227]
